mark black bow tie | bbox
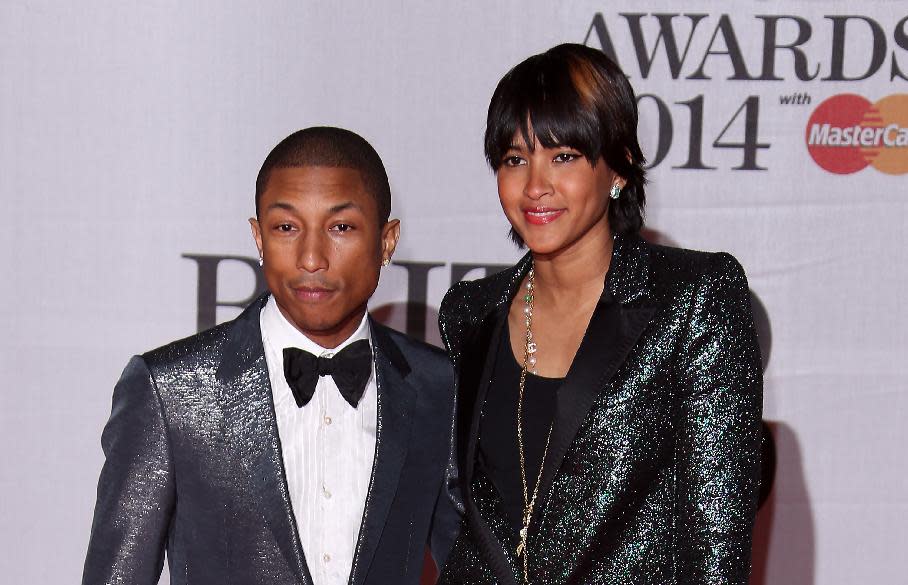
[283,339,372,408]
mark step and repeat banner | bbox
[2,1,906,583]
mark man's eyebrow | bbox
[266,201,297,212]
[328,201,362,214]
[264,200,363,214]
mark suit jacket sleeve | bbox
[82,355,176,585]
[675,253,763,585]
[428,359,464,570]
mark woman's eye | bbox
[554,152,580,163]
[502,155,525,167]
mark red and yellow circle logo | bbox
[806,94,908,175]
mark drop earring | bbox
[610,184,621,200]
[382,258,391,267]
[258,256,264,267]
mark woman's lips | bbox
[523,207,565,225]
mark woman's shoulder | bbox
[639,239,750,299]
[438,261,523,350]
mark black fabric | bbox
[282,339,372,408]
[479,319,562,532]
[454,304,517,582]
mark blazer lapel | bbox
[218,295,312,585]
[455,264,527,585]
[348,322,416,585]
[534,236,658,527]
[461,307,522,584]
[454,236,659,581]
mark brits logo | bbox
[806,94,908,175]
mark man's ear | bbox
[380,219,401,264]
[249,218,263,258]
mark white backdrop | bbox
[2,2,907,584]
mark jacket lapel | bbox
[217,294,312,585]
[461,308,521,585]
[453,260,529,585]
[453,236,658,583]
[534,293,656,520]
[534,236,658,526]
[348,321,416,585]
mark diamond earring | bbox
[609,184,621,200]
[382,258,391,267]
[258,256,264,267]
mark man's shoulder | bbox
[139,316,240,377]
[373,322,448,367]
[139,293,266,375]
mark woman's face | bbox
[497,132,625,257]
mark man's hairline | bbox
[256,162,390,225]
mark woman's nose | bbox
[524,163,552,200]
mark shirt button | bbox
[324,416,332,425]
[323,487,332,499]
[323,553,331,563]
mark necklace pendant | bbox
[517,526,528,556]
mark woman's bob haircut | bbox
[484,43,647,245]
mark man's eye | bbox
[502,155,525,167]
[331,223,353,233]
[554,152,580,163]
[276,223,295,232]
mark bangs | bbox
[482,43,647,242]
[485,53,604,169]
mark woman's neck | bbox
[531,222,614,309]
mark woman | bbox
[437,44,762,585]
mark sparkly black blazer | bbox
[437,235,763,585]
[82,293,460,585]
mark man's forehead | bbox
[260,167,375,213]
[268,165,364,186]
[264,167,367,197]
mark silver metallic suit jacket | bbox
[82,293,460,585]
[436,235,763,585]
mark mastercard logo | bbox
[805,94,908,175]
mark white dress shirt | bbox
[260,297,378,585]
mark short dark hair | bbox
[484,43,646,245]
[255,127,391,224]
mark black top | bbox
[478,319,564,532]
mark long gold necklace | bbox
[515,265,554,584]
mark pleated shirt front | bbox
[260,298,378,585]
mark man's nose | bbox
[297,231,329,272]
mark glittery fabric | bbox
[437,235,763,585]
[82,293,461,585]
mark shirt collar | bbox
[261,295,372,356]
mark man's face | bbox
[250,166,399,348]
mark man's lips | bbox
[523,207,565,225]
[291,286,336,301]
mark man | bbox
[83,127,461,585]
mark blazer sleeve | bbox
[428,359,464,569]
[82,355,176,585]
[674,253,763,585]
